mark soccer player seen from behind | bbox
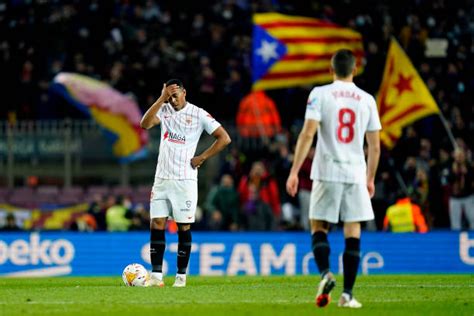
[140,79,231,287]
[286,50,381,308]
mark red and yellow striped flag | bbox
[377,39,440,149]
[252,13,364,90]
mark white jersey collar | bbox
[171,101,189,113]
[333,80,356,86]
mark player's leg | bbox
[338,183,373,308]
[173,223,192,287]
[309,180,342,307]
[169,179,197,288]
[148,179,172,287]
[312,219,336,307]
[311,220,331,277]
[149,217,167,287]
[338,221,362,308]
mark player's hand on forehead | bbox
[167,84,181,95]
[161,83,181,100]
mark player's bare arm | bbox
[286,119,319,197]
[140,83,180,129]
[191,126,231,169]
[365,130,381,197]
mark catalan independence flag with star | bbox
[252,13,364,90]
[377,39,440,149]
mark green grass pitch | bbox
[0,275,472,316]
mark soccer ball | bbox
[122,263,149,287]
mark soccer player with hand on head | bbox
[140,79,231,287]
[286,50,381,308]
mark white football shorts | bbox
[309,180,374,223]
[150,178,197,223]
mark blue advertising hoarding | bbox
[0,232,473,277]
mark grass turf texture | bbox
[0,275,472,316]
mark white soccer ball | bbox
[122,263,149,287]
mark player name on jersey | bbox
[331,90,361,101]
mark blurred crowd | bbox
[0,0,473,231]
[1,140,472,232]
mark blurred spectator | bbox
[414,169,430,211]
[431,147,452,227]
[238,161,281,218]
[205,174,240,231]
[240,183,274,231]
[372,171,398,230]
[272,143,299,229]
[395,127,420,160]
[448,148,474,230]
[106,196,132,232]
[87,194,107,231]
[417,138,433,174]
[383,197,428,233]
[70,213,97,232]
[129,203,149,231]
[0,213,22,231]
[220,146,246,183]
[402,156,418,189]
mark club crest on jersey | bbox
[163,130,186,144]
[185,116,192,125]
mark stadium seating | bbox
[0,185,151,208]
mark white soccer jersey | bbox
[154,102,221,180]
[305,80,381,184]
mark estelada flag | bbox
[252,13,364,90]
[377,39,440,149]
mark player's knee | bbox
[311,220,330,233]
[150,218,167,230]
[343,222,361,238]
[177,223,191,231]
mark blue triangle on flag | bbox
[252,25,287,83]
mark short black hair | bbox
[166,78,184,88]
[331,49,356,78]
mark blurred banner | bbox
[50,73,149,162]
[0,232,472,276]
[0,205,35,229]
[252,13,364,90]
[377,39,440,149]
[0,204,89,230]
[236,91,281,138]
